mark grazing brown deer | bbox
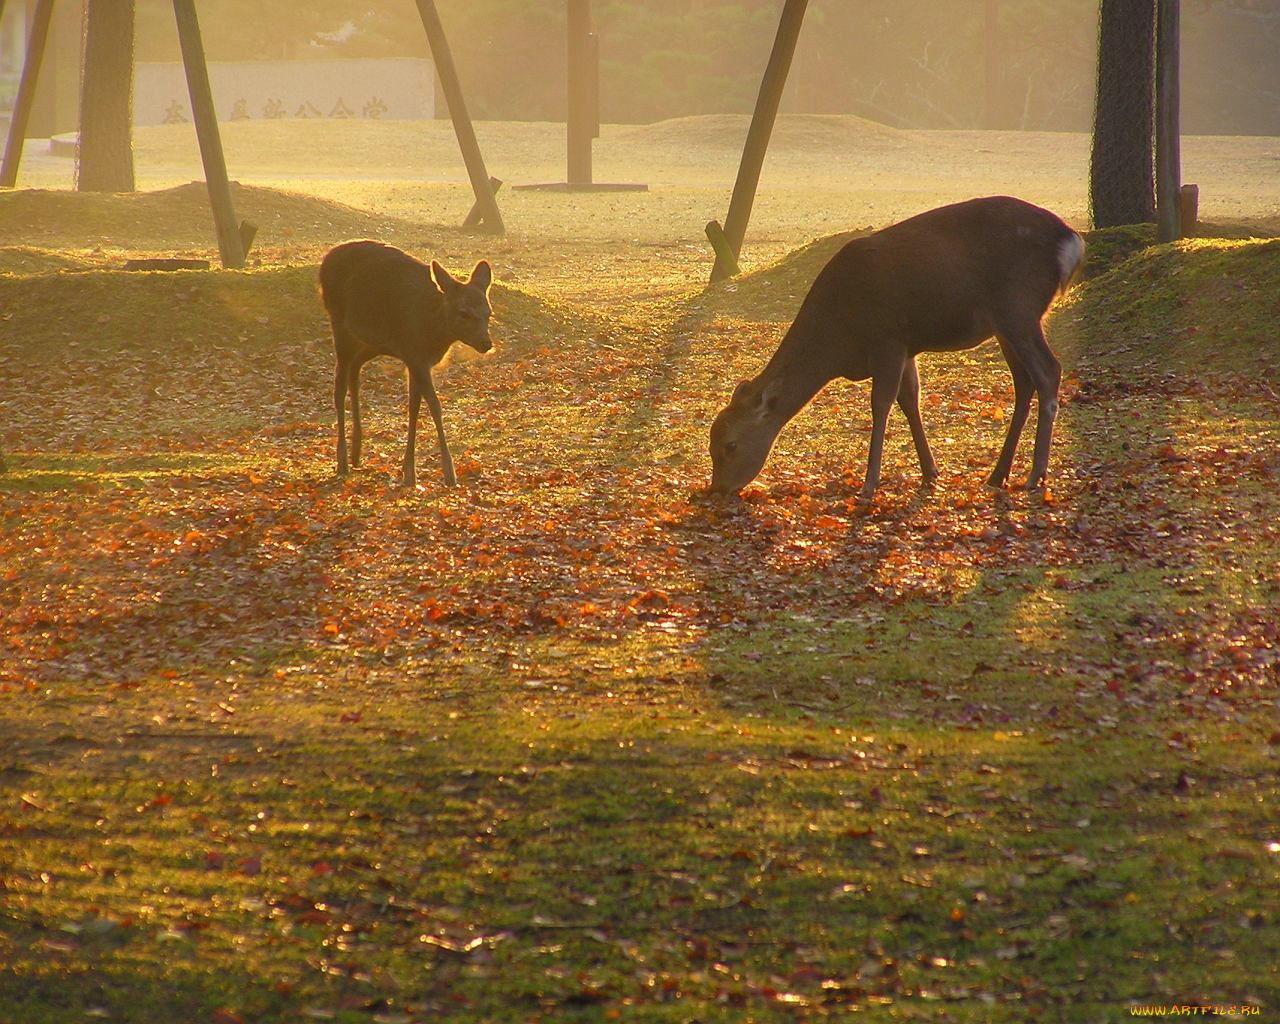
[320,241,493,487]
[709,196,1085,499]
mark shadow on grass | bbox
[1,955,307,1024]
[0,452,243,492]
[2,716,1271,1019]
[0,463,358,686]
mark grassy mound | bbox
[696,229,867,323]
[0,260,585,452]
[619,112,914,152]
[0,182,430,255]
[0,245,98,275]
[1057,235,1280,377]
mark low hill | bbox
[1057,234,1280,378]
[0,182,430,258]
[618,112,916,153]
[0,263,585,451]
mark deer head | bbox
[433,259,494,354]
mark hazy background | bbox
[128,0,1280,134]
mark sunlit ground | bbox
[10,116,1280,299]
[1,118,1278,1022]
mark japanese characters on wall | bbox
[133,57,434,126]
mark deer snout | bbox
[707,472,743,497]
[470,335,493,354]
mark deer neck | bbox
[759,323,834,424]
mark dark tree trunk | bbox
[77,0,135,193]
[1155,0,1182,241]
[1089,0,1155,226]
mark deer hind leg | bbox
[896,356,938,484]
[333,348,352,477]
[1026,344,1062,490]
[993,323,1061,490]
[403,371,421,488]
[861,357,908,501]
[988,337,1034,488]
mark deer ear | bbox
[469,260,492,291]
[431,260,460,294]
[761,383,780,414]
[731,378,775,414]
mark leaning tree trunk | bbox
[1089,0,1156,227]
[77,0,135,192]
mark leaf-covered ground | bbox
[1,156,1278,1021]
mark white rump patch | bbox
[1057,233,1086,291]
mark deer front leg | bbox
[406,365,456,487]
[861,361,906,501]
[420,372,457,488]
[896,356,938,484]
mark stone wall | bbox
[134,58,434,126]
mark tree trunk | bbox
[78,0,135,193]
[1155,0,1182,241]
[1089,0,1155,226]
[712,0,808,282]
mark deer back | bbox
[778,196,1080,380]
[320,240,451,365]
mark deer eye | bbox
[725,441,738,454]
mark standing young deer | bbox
[709,196,1084,499]
[320,241,493,487]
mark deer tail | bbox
[1056,232,1086,295]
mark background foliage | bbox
[131,0,1280,133]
